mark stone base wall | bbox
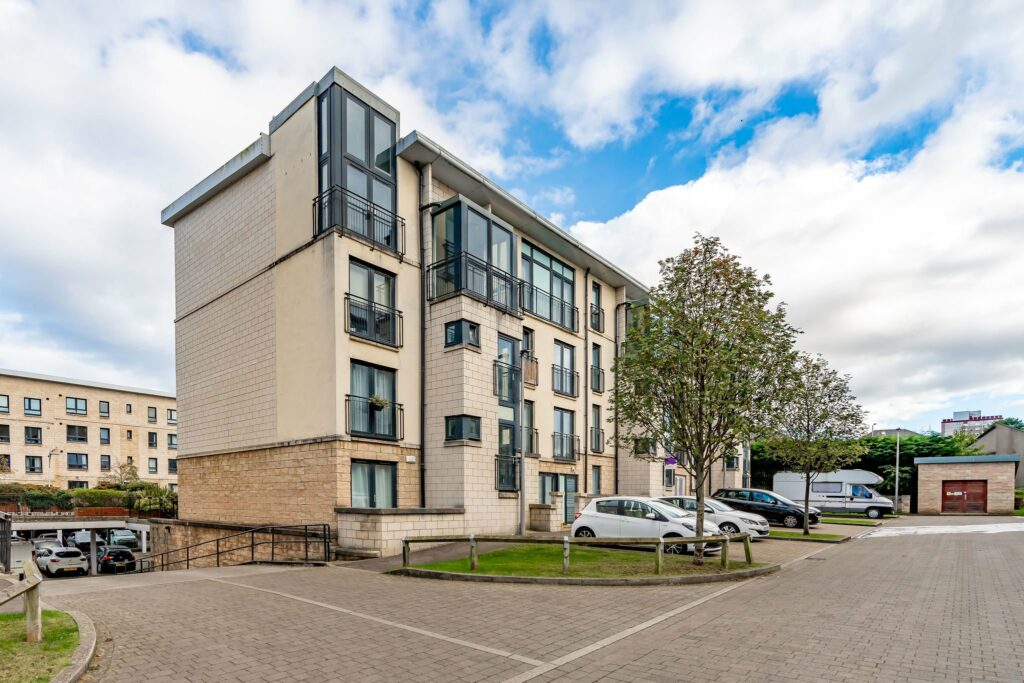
[148,518,331,570]
[917,462,1016,514]
[529,492,562,532]
[336,508,465,556]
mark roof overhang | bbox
[0,368,174,399]
[914,455,1020,466]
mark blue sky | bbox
[2,0,1024,432]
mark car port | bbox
[5,514,151,577]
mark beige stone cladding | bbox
[916,461,1016,514]
[336,508,466,556]
[0,371,177,488]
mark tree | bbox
[613,234,798,564]
[761,354,866,534]
[99,462,140,489]
[995,417,1024,431]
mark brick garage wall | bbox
[917,462,1016,514]
[336,508,466,556]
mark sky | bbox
[1,0,1023,433]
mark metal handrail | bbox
[345,395,405,441]
[345,293,403,347]
[520,281,579,332]
[312,185,405,257]
[590,365,605,393]
[589,304,605,332]
[551,366,579,397]
[495,454,519,492]
[426,252,519,314]
[590,427,605,453]
[492,361,519,402]
[521,427,540,455]
[552,433,580,461]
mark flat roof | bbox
[914,455,1020,465]
[0,368,175,399]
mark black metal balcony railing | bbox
[590,365,605,393]
[522,355,538,387]
[552,366,579,398]
[552,433,580,461]
[520,282,578,332]
[590,304,605,333]
[492,361,520,403]
[427,252,519,314]
[345,294,403,347]
[495,454,519,491]
[590,427,605,453]
[345,395,404,441]
[521,427,539,455]
[313,185,405,257]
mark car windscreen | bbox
[771,493,799,506]
[649,501,688,518]
[706,499,735,512]
[55,550,82,558]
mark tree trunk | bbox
[693,459,705,565]
[803,471,811,536]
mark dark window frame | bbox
[66,425,88,444]
[147,406,157,423]
[0,424,8,444]
[168,458,178,474]
[348,259,401,346]
[167,408,177,424]
[168,434,177,450]
[100,454,111,472]
[445,415,481,442]
[100,427,110,445]
[0,394,8,413]
[444,319,481,348]
[348,360,400,440]
[24,426,41,445]
[148,432,157,448]
[126,403,132,414]
[24,397,41,417]
[350,459,398,509]
[148,457,158,474]
[25,455,43,474]
[521,240,577,331]
[67,481,88,490]
[67,452,88,471]
[66,397,87,416]
[99,400,110,418]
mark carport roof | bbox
[914,455,1020,465]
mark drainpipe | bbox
[519,348,528,535]
[613,300,630,495]
[582,268,590,494]
[415,162,437,509]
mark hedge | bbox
[70,488,129,508]
[0,484,74,510]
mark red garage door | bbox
[941,480,988,513]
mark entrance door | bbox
[942,480,988,513]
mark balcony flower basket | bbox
[368,395,390,410]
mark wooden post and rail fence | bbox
[0,559,43,642]
[402,532,753,575]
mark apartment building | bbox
[941,410,1002,437]
[0,369,178,490]
[161,67,747,555]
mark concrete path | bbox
[37,515,1024,682]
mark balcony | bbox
[345,294,403,347]
[522,355,538,387]
[520,282,579,332]
[590,304,605,333]
[495,454,520,491]
[552,366,579,398]
[590,427,605,453]
[522,427,539,456]
[590,365,605,393]
[313,185,405,257]
[492,361,520,403]
[427,252,519,314]
[345,395,404,441]
[552,433,580,461]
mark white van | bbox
[772,470,894,518]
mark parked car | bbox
[772,470,894,518]
[34,547,89,576]
[107,529,139,549]
[659,496,770,539]
[95,545,137,573]
[11,540,33,580]
[712,488,821,528]
[572,496,721,554]
[31,538,64,557]
[68,530,107,552]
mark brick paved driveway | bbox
[39,517,1024,682]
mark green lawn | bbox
[0,610,79,683]
[820,517,879,526]
[768,530,846,542]
[411,543,762,578]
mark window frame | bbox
[591,465,601,495]
[126,403,132,414]
[66,397,87,416]
[99,400,110,418]
[148,457,158,474]
[24,397,41,417]
[444,415,481,442]
[168,458,178,474]
[0,424,8,444]
[663,466,675,488]
[147,406,157,423]
[25,455,43,474]
[0,394,8,413]
[67,452,88,471]
[66,425,88,444]
[100,427,110,445]
[350,459,398,509]
[100,454,111,472]
[24,426,41,445]
[348,360,399,440]
[167,408,177,424]
[167,434,177,450]
[444,319,481,348]
[147,432,158,448]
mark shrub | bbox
[70,488,128,508]
[15,485,74,510]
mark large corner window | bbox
[348,361,401,440]
[445,415,481,441]
[522,242,577,331]
[347,260,401,347]
[351,460,396,508]
[428,199,517,312]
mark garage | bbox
[915,455,1019,515]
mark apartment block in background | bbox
[0,369,178,490]
[161,67,747,556]
[941,410,1003,437]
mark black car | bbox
[68,530,108,552]
[712,488,820,528]
[96,545,137,573]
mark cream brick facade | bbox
[0,369,177,489]
[916,459,1017,514]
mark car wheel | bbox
[782,514,800,528]
[44,566,52,577]
[663,534,686,554]
[719,522,740,535]
[574,527,595,538]
[866,508,881,519]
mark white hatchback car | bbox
[659,495,771,540]
[34,547,89,577]
[572,496,721,554]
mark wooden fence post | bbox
[655,539,664,575]
[720,536,729,568]
[743,534,753,565]
[469,534,478,571]
[562,536,570,575]
[24,562,41,643]
[402,539,410,567]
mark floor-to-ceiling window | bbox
[351,460,396,508]
[522,242,577,331]
[349,361,399,439]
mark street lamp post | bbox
[894,429,901,513]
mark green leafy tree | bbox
[98,462,141,489]
[613,234,798,564]
[761,354,866,534]
[995,417,1024,431]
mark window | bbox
[67,453,88,470]
[99,400,109,418]
[66,425,88,443]
[590,282,604,332]
[663,466,675,488]
[348,361,399,439]
[591,465,601,495]
[351,460,396,508]
[445,415,481,441]
[127,430,133,440]
[811,482,843,493]
[100,427,110,445]
[168,483,178,493]
[0,394,8,413]
[444,319,480,348]
[0,424,8,444]
[168,459,178,474]
[751,492,776,504]
[591,343,604,392]
[24,397,41,416]
[633,437,657,455]
[348,261,400,346]
[590,405,604,453]
[521,241,576,331]
[148,457,158,474]
[553,408,576,461]
[148,432,157,448]
[66,397,87,415]
[25,456,42,473]
[595,499,619,515]
[522,327,534,354]
[522,400,538,455]
[148,406,157,423]
[622,499,658,519]
[552,341,577,397]
[429,200,516,311]
[126,403,132,414]
[725,455,739,469]
[168,434,177,450]
[0,454,8,470]
[127,456,133,466]
[24,427,41,445]
[100,455,111,472]
[67,481,88,490]
[851,485,871,499]
[167,408,177,424]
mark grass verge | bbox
[413,544,763,578]
[820,517,879,526]
[768,530,846,542]
[0,610,79,683]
